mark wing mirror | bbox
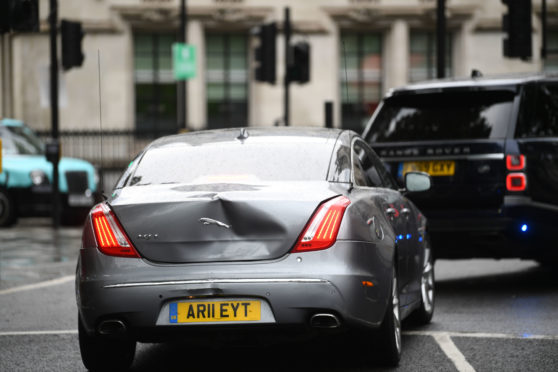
[404,171,431,193]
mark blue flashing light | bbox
[398,234,404,241]
[521,224,528,232]
[406,234,412,240]
[419,236,423,242]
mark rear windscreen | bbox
[369,90,516,142]
[121,139,334,187]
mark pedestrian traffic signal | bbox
[0,0,39,34]
[288,42,310,84]
[502,0,532,60]
[254,22,276,84]
[61,20,85,71]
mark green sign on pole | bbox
[173,43,196,80]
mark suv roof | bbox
[387,73,558,97]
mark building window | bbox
[206,33,248,129]
[409,31,452,83]
[340,33,383,133]
[544,31,558,72]
[134,33,177,134]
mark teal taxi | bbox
[0,118,99,226]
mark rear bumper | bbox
[76,241,393,342]
[426,196,558,259]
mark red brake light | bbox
[292,196,351,253]
[90,203,140,258]
[506,173,527,192]
[506,154,525,171]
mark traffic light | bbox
[502,0,532,60]
[0,0,39,34]
[61,20,85,71]
[254,22,276,84]
[288,41,310,84]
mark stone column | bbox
[384,19,409,94]
[1,33,13,117]
[187,19,205,130]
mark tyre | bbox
[78,315,136,371]
[0,188,17,227]
[409,240,435,325]
[375,266,402,366]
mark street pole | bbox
[542,0,547,59]
[49,0,60,228]
[284,7,291,126]
[436,0,446,79]
[177,0,187,132]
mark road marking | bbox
[0,275,74,296]
[0,330,77,336]
[404,330,558,340]
[431,333,476,372]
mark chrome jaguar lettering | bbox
[138,233,158,240]
[199,217,231,229]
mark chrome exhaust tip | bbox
[98,319,127,335]
[310,313,341,329]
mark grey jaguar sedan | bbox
[76,127,434,370]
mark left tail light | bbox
[292,196,351,253]
[90,203,140,258]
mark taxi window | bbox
[4,125,44,155]
[0,127,17,155]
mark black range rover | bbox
[362,74,558,263]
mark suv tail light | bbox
[505,154,527,192]
[506,155,525,171]
[292,196,351,253]
[90,203,140,258]
[506,173,527,192]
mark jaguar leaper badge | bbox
[199,217,231,229]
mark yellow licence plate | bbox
[402,160,455,176]
[169,300,261,323]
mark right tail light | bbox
[292,196,351,253]
[506,154,527,192]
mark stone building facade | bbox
[1,0,557,134]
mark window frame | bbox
[339,32,383,133]
[205,32,249,129]
[133,32,178,134]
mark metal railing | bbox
[36,129,176,192]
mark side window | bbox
[352,140,388,188]
[517,84,558,138]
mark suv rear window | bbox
[369,90,516,142]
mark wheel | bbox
[0,188,17,227]
[409,240,435,325]
[375,266,402,366]
[78,315,136,371]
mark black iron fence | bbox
[36,129,176,192]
